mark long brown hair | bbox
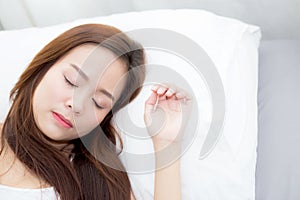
[0,24,145,200]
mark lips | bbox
[52,112,73,128]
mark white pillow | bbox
[0,9,261,200]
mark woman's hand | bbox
[144,84,192,150]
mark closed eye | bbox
[92,98,104,109]
[64,75,78,87]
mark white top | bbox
[0,184,59,200]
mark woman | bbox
[0,24,191,200]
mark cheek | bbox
[75,108,110,136]
[34,75,66,107]
[88,108,109,126]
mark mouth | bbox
[52,112,73,128]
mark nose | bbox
[66,98,83,114]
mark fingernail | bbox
[157,88,164,94]
[151,85,159,91]
[166,90,173,96]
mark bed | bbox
[0,1,299,200]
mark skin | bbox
[33,44,127,143]
[145,85,191,200]
[0,125,47,188]
[0,44,192,199]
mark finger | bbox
[153,95,159,111]
[145,91,157,106]
[158,94,167,101]
[175,91,192,100]
[168,95,177,100]
[151,84,160,92]
[175,91,186,99]
[165,88,176,98]
[144,92,158,126]
[156,87,168,95]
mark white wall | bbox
[0,0,299,40]
[0,0,33,29]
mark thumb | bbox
[145,91,157,111]
[144,92,157,125]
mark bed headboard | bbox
[0,0,299,40]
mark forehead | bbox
[63,44,119,68]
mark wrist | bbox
[153,139,181,151]
[153,142,182,169]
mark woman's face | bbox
[32,44,127,142]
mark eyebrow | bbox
[97,89,115,102]
[70,63,89,81]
